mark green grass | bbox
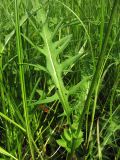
[0,0,120,159]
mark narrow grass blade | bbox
[0,146,18,160]
[0,112,26,132]
[15,0,35,159]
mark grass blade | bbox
[0,146,18,160]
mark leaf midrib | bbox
[43,29,69,115]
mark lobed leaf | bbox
[55,35,72,56]
[60,41,87,71]
[68,76,90,95]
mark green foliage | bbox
[0,146,18,160]
[0,0,119,159]
[57,126,83,153]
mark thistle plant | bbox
[23,2,87,158]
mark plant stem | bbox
[0,44,10,151]
[15,0,34,159]
[66,138,76,160]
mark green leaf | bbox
[0,42,4,54]
[0,146,18,160]
[21,63,48,73]
[39,9,71,117]
[68,76,90,95]
[4,14,29,48]
[64,129,72,141]
[52,19,63,38]
[60,41,87,71]
[56,138,67,148]
[73,131,83,149]
[5,31,14,46]
[31,92,58,106]
[55,35,72,56]
[71,122,78,131]
[74,137,83,150]
[57,138,71,153]
[0,112,26,133]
